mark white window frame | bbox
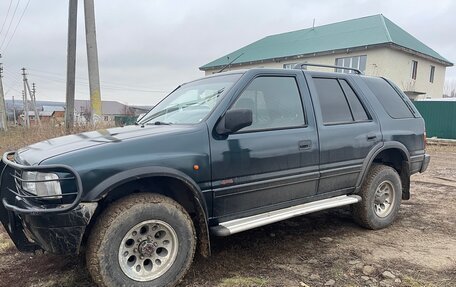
[411,60,418,80]
[429,65,435,83]
[335,55,367,73]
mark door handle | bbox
[299,140,312,150]
[367,133,377,140]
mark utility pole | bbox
[31,83,41,126]
[0,55,7,131]
[25,79,41,126]
[12,95,16,125]
[84,0,102,123]
[21,68,30,128]
[65,0,78,132]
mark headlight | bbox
[22,171,62,199]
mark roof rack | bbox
[292,63,363,75]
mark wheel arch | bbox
[356,142,411,199]
[83,166,211,257]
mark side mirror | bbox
[216,108,253,135]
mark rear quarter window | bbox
[364,77,414,119]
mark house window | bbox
[411,60,418,80]
[335,55,367,73]
[429,65,435,83]
[283,63,297,69]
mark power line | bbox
[0,0,21,50]
[27,69,167,93]
[3,0,31,52]
[3,70,23,96]
[0,0,13,38]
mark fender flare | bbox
[84,166,211,257]
[354,141,410,193]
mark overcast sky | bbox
[0,0,455,105]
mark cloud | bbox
[0,0,454,104]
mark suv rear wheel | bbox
[352,164,402,229]
[86,193,196,287]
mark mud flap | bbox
[401,161,410,200]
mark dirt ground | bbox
[0,145,455,287]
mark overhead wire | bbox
[27,69,168,93]
[0,0,21,50]
[3,0,31,52]
[0,0,13,39]
[3,71,23,96]
[2,67,23,91]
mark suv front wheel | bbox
[86,193,196,287]
[352,164,402,230]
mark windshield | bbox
[139,74,241,125]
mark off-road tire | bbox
[86,193,196,287]
[352,164,402,230]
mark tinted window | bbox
[232,76,305,131]
[313,78,352,124]
[364,77,414,118]
[339,80,369,121]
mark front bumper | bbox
[2,202,97,254]
[0,152,96,254]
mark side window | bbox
[232,76,305,131]
[313,78,352,124]
[313,78,369,124]
[339,80,369,121]
[364,77,414,119]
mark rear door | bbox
[210,71,319,220]
[305,73,382,195]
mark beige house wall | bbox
[204,47,447,99]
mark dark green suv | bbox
[0,66,430,286]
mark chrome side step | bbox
[211,195,361,236]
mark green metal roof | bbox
[200,14,452,70]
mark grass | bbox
[218,276,269,287]
[0,238,13,252]
[0,123,115,155]
[402,276,437,287]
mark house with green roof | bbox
[200,14,453,99]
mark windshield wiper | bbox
[148,121,172,125]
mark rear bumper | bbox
[420,154,431,173]
[410,153,431,174]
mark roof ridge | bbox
[265,14,384,38]
[379,14,393,42]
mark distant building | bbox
[74,100,150,122]
[12,100,150,125]
[200,14,453,99]
[19,110,63,126]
